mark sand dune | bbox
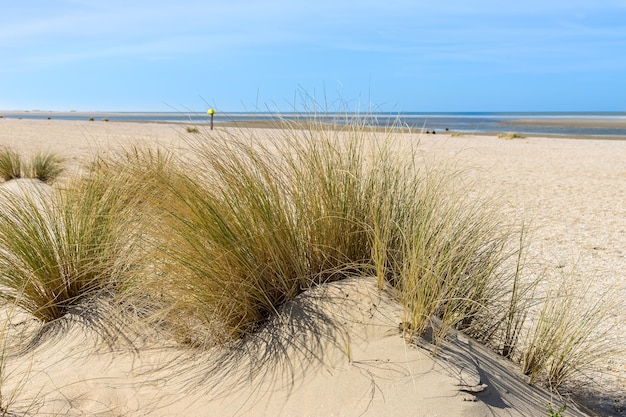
[3,278,589,416]
[0,118,624,416]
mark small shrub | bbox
[186,126,200,134]
[547,401,567,417]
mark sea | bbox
[2,111,626,138]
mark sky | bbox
[1,1,626,112]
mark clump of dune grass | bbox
[42,110,616,399]
[185,126,200,134]
[0,149,64,184]
[26,152,64,183]
[110,114,531,351]
[0,169,147,323]
[0,149,22,181]
[521,275,619,390]
[125,119,388,345]
[90,145,176,185]
[145,139,328,344]
[498,132,526,140]
[392,195,528,348]
[366,150,534,351]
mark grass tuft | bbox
[109,115,534,351]
[27,152,65,183]
[498,132,526,140]
[0,111,615,401]
[521,275,619,390]
[0,169,146,323]
[0,149,65,184]
[0,149,22,181]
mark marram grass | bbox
[113,116,534,352]
[521,275,620,390]
[0,148,64,184]
[0,114,616,397]
[0,169,146,322]
[0,149,21,181]
[27,152,65,183]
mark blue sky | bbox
[1,1,625,112]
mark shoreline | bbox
[2,116,626,141]
[2,111,626,141]
[505,116,626,128]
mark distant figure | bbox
[445,128,449,131]
[432,130,436,134]
[426,130,430,134]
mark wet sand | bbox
[503,116,626,128]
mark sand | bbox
[0,118,624,416]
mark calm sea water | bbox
[3,111,626,138]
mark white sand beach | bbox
[0,118,624,416]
